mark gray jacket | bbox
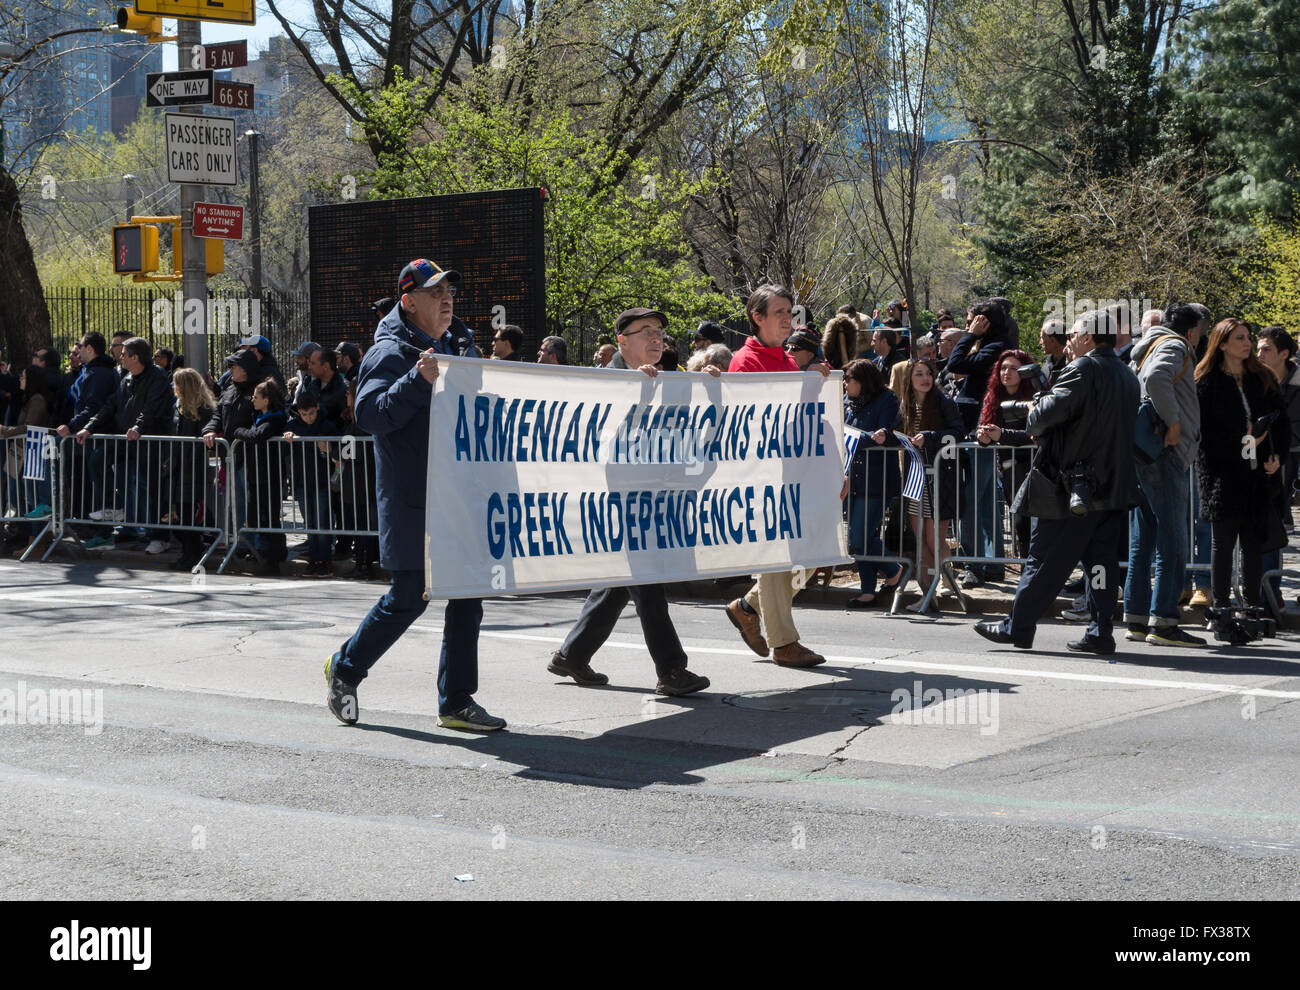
[1131,329,1199,468]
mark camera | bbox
[1206,607,1276,646]
[998,362,1051,417]
[1064,461,1092,516]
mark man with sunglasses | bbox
[491,325,524,360]
[324,258,503,732]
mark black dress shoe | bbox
[974,620,1032,649]
[1067,634,1116,656]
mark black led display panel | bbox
[308,188,547,356]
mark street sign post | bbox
[133,0,255,27]
[146,69,214,107]
[165,112,238,186]
[204,40,247,69]
[193,202,244,239]
[213,80,254,112]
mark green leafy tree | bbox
[359,75,732,349]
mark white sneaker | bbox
[89,508,126,522]
[145,539,167,555]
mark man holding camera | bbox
[974,311,1139,655]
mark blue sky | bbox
[160,0,317,71]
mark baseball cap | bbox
[291,341,321,357]
[694,321,724,344]
[785,326,821,355]
[615,307,668,335]
[237,335,271,354]
[398,258,461,296]
[338,342,362,361]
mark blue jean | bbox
[1124,449,1191,629]
[334,569,482,715]
[1190,473,1211,590]
[848,493,899,594]
[960,447,1004,578]
[296,483,335,563]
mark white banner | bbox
[425,356,849,598]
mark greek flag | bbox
[894,431,926,501]
[23,426,50,481]
[843,425,865,477]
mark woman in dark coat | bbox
[871,357,965,606]
[976,349,1037,558]
[168,368,217,571]
[843,359,902,606]
[1194,319,1289,615]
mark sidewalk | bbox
[11,529,1300,630]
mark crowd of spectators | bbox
[2,298,1297,634]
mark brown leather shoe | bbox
[772,642,826,668]
[726,598,768,656]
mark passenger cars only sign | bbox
[165,113,238,186]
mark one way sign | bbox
[146,70,214,108]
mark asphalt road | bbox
[1,561,1297,899]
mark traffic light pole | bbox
[177,17,208,375]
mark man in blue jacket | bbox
[56,333,120,526]
[324,258,504,731]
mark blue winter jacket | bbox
[356,303,478,571]
[66,355,120,432]
[845,390,901,500]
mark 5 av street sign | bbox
[146,70,214,108]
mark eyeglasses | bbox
[410,284,457,299]
[622,328,666,341]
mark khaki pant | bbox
[743,569,803,649]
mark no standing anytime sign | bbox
[165,112,238,186]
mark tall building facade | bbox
[7,2,160,166]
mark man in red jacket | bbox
[725,284,833,668]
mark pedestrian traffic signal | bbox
[113,223,160,274]
[115,6,170,43]
[205,237,224,276]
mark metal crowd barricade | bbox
[220,434,378,573]
[921,439,1039,613]
[844,442,914,615]
[927,441,1231,615]
[1261,541,1298,619]
[52,433,231,570]
[1,433,57,561]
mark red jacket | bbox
[729,336,798,373]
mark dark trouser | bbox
[1003,510,1125,647]
[334,568,482,714]
[561,584,687,676]
[1211,515,1263,608]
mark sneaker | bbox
[83,534,113,550]
[655,668,711,696]
[1067,634,1116,656]
[1188,589,1212,608]
[1146,626,1207,648]
[1124,622,1148,642]
[725,598,768,656]
[144,539,167,555]
[1060,606,1090,623]
[89,508,125,522]
[438,702,506,732]
[959,570,983,589]
[324,655,358,725]
[21,504,51,519]
[300,561,333,579]
[547,650,609,686]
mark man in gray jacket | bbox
[1123,303,1205,647]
